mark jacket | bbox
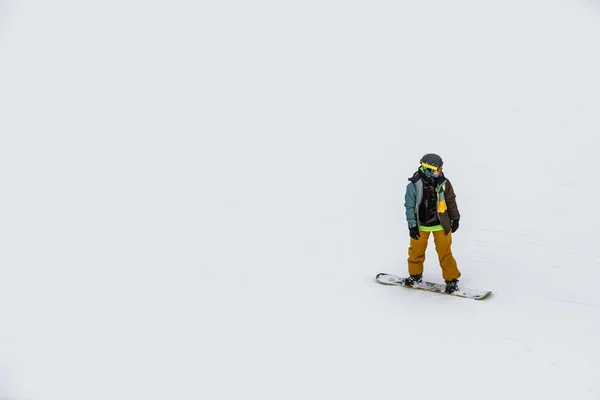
[404,171,460,235]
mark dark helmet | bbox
[420,153,443,169]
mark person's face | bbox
[424,166,441,177]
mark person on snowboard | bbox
[404,153,461,293]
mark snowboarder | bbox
[404,153,461,293]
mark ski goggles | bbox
[420,161,442,172]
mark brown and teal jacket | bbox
[404,171,460,235]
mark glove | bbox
[451,219,459,233]
[409,226,420,240]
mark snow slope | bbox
[1,0,599,399]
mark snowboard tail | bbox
[375,273,492,300]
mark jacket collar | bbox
[409,170,446,187]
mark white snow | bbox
[1,0,600,399]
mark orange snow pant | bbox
[408,230,461,281]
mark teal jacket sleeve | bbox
[404,182,417,228]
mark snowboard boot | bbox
[445,279,459,294]
[405,274,423,287]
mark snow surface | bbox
[1,0,600,399]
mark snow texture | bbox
[0,0,600,399]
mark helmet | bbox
[419,153,443,179]
[420,153,443,169]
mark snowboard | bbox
[375,273,492,300]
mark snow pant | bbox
[407,230,461,281]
